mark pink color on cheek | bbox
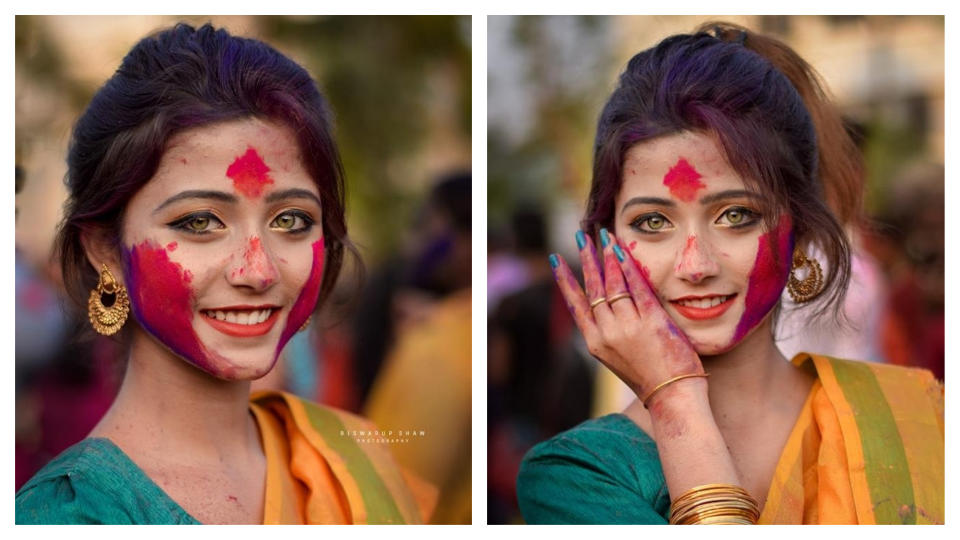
[226,147,274,199]
[166,242,177,252]
[731,217,794,343]
[662,158,706,202]
[124,240,222,373]
[275,239,325,358]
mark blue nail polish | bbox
[613,244,626,263]
[600,228,610,247]
[575,230,586,250]
[549,254,559,268]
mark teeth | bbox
[205,309,273,325]
[677,296,730,309]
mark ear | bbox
[80,227,126,288]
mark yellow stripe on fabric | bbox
[759,381,816,524]
[802,354,876,524]
[829,358,915,524]
[249,403,285,524]
[250,400,307,524]
[330,409,423,524]
[287,396,408,524]
[868,363,944,524]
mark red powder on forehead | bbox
[663,158,706,202]
[226,147,274,199]
[275,239,325,359]
[125,240,220,373]
[732,217,794,343]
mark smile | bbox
[201,306,280,337]
[670,294,736,320]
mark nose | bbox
[227,235,279,290]
[674,234,720,284]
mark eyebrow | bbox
[264,188,323,208]
[620,196,675,216]
[698,189,760,205]
[153,190,237,214]
[619,190,760,216]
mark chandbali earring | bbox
[299,316,312,333]
[786,248,824,303]
[88,264,131,336]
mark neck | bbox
[699,316,810,430]
[92,327,261,467]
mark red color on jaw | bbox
[124,240,226,374]
[275,239,325,358]
[226,147,274,199]
[731,217,794,343]
[663,158,706,202]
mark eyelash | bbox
[166,210,316,235]
[627,206,761,234]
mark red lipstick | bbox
[201,306,280,337]
[670,294,736,321]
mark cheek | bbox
[124,240,215,371]
[731,218,794,343]
[275,239,325,357]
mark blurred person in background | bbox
[16,23,435,524]
[487,206,594,523]
[516,22,942,524]
[363,172,472,524]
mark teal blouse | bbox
[516,414,670,524]
[16,438,200,524]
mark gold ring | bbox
[607,292,632,305]
[589,297,607,309]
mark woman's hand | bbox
[551,228,704,404]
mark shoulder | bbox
[16,439,192,524]
[517,415,669,524]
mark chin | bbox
[189,325,284,381]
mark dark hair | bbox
[56,22,353,320]
[584,22,859,317]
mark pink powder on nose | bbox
[241,236,276,286]
[731,217,794,343]
[663,158,706,202]
[124,240,224,374]
[226,147,274,199]
[275,239,325,359]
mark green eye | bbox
[270,210,314,233]
[187,216,211,231]
[647,216,666,230]
[718,206,759,228]
[726,210,744,224]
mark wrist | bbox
[645,376,710,419]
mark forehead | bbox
[163,118,303,165]
[618,131,745,198]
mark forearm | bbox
[645,378,741,497]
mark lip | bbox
[670,294,736,321]
[200,305,281,337]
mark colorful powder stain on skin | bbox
[731,217,794,343]
[124,240,226,374]
[275,239,325,358]
[241,236,276,287]
[166,242,177,252]
[226,147,274,199]
[662,158,706,202]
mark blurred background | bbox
[15,15,472,523]
[487,15,944,524]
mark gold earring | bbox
[299,315,312,333]
[786,248,823,303]
[88,264,130,336]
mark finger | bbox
[576,229,605,306]
[550,252,597,330]
[600,230,639,319]
[613,237,660,312]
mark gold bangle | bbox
[606,291,632,304]
[668,483,760,525]
[641,373,709,407]
[589,296,607,309]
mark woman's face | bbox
[613,131,793,355]
[120,118,325,380]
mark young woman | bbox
[517,22,943,524]
[16,23,434,524]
